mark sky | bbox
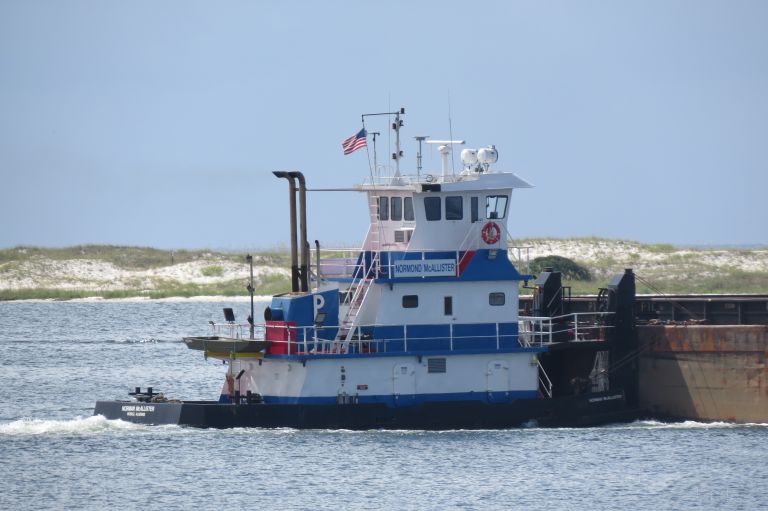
[1,1,766,250]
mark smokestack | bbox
[273,171,299,293]
[290,172,309,293]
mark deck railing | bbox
[518,312,614,347]
[234,311,614,355]
[208,322,265,340]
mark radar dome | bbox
[477,145,498,166]
[460,148,478,166]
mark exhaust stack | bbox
[273,171,299,293]
[273,171,310,293]
[290,171,309,293]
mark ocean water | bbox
[1,300,766,511]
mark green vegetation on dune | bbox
[0,275,291,301]
[0,245,236,270]
[512,237,768,295]
[200,265,225,277]
[530,256,592,281]
[1,241,767,300]
[0,245,293,300]
[0,245,297,270]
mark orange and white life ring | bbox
[481,221,501,245]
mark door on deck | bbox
[487,360,510,401]
[393,363,416,405]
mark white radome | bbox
[477,145,498,165]
[460,148,478,166]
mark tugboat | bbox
[95,108,642,429]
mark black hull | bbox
[94,390,640,430]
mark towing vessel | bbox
[95,109,643,429]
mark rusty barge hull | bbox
[638,325,768,423]
[520,293,768,423]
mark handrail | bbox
[538,360,553,398]
[261,326,523,356]
[232,311,614,355]
[358,172,485,187]
[208,323,265,340]
[518,312,614,346]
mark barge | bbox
[521,294,768,422]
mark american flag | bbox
[342,128,367,155]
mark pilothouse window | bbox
[486,195,508,219]
[445,196,463,220]
[391,197,402,221]
[424,197,441,221]
[378,196,389,221]
[404,197,414,221]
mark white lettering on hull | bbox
[393,259,456,278]
[121,404,156,417]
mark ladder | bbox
[338,251,378,344]
[336,193,383,347]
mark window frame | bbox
[404,197,415,221]
[489,292,506,306]
[445,196,463,220]
[485,195,509,220]
[378,196,389,221]
[402,295,419,308]
[424,197,441,221]
[390,196,403,221]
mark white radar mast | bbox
[426,139,465,179]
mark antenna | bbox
[370,131,381,178]
[448,92,456,175]
[414,135,429,181]
[362,107,405,178]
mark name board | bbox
[393,259,456,278]
[121,404,155,417]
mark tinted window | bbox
[404,197,414,221]
[489,292,505,306]
[424,197,441,221]
[391,197,402,221]
[444,296,453,316]
[378,196,389,221]
[471,196,479,222]
[402,295,419,308]
[445,196,463,220]
[486,195,508,219]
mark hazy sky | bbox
[1,1,766,250]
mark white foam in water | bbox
[0,415,149,435]
[623,419,768,429]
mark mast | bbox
[393,109,403,177]
[415,135,429,181]
[362,107,405,178]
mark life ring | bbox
[481,221,501,244]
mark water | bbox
[1,300,766,510]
